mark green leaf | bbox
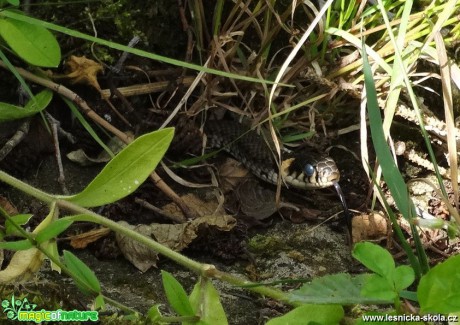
[289,273,393,305]
[393,265,415,293]
[266,304,344,325]
[0,239,33,250]
[42,239,61,273]
[353,242,395,278]
[0,12,61,67]
[0,89,52,122]
[63,128,174,207]
[147,304,163,322]
[5,214,33,236]
[63,250,101,296]
[35,218,73,244]
[418,254,460,314]
[399,290,418,302]
[361,274,396,301]
[94,294,105,310]
[188,277,228,325]
[161,270,194,317]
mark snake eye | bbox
[304,164,315,177]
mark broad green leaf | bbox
[418,254,460,314]
[5,214,33,236]
[289,273,393,305]
[0,239,33,250]
[0,89,52,122]
[399,290,418,302]
[353,242,395,278]
[361,274,396,301]
[188,277,227,325]
[63,128,174,207]
[267,304,343,325]
[35,218,73,244]
[0,12,61,67]
[161,270,194,316]
[393,265,415,293]
[63,250,101,295]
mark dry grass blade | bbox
[434,33,458,213]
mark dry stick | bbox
[46,112,69,195]
[134,197,185,223]
[0,61,198,219]
[0,119,30,161]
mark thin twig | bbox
[0,119,30,161]
[46,112,69,194]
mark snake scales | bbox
[205,119,341,190]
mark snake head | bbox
[281,154,340,189]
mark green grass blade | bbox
[362,39,428,276]
[62,97,115,158]
[0,9,282,86]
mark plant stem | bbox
[59,200,205,274]
[0,170,54,203]
[0,170,293,305]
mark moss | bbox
[247,234,291,255]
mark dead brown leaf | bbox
[218,158,249,193]
[64,55,103,91]
[162,193,226,219]
[116,193,236,272]
[0,248,44,284]
[0,195,18,215]
[68,227,112,249]
[352,211,389,243]
[115,222,159,273]
[237,179,277,219]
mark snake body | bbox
[205,120,340,189]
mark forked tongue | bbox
[333,182,352,243]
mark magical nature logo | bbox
[1,295,37,321]
[1,295,98,323]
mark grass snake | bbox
[205,119,351,231]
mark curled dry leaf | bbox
[352,211,389,243]
[0,203,58,283]
[116,194,236,272]
[116,222,159,273]
[162,193,227,219]
[0,248,44,284]
[218,158,250,193]
[67,135,126,166]
[237,178,277,220]
[68,227,112,249]
[64,55,103,91]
